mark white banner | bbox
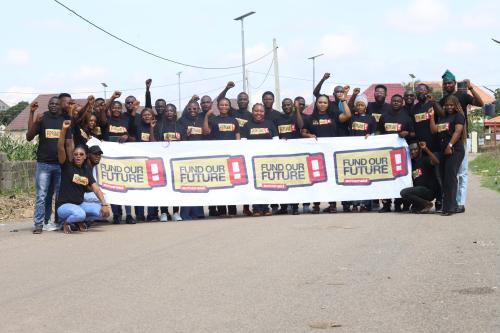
[88,134,412,206]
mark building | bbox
[0,99,10,112]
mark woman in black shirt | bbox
[430,95,466,216]
[55,120,110,234]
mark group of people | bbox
[27,69,482,234]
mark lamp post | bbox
[409,74,416,92]
[308,53,323,103]
[234,11,256,94]
[176,72,182,111]
[101,82,108,100]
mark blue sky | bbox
[1,0,499,107]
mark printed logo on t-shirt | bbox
[351,121,368,132]
[437,123,450,132]
[312,119,332,126]
[72,174,89,186]
[414,112,430,123]
[45,129,60,139]
[188,126,202,135]
[372,113,382,122]
[164,132,181,141]
[141,132,150,141]
[218,123,235,132]
[278,124,295,134]
[109,125,127,134]
[412,168,423,180]
[250,127,270,135]
[235,118,248,127]
[384,123,402,132]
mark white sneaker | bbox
[172,212,182,221]
[43,222,59,231]
[160,213,168,222]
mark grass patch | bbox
[0,134,37,161]
[470,151,500,193]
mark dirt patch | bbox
[0,192,35,223]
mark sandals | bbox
[77,222,88,232]
[63,222,72,234]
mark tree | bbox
[0,101,28,126]
[494,89,500,114]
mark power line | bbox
[164,81,243,104]
[248,58,274,90]
[53,0,274,70]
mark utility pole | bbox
[245,69,251,105]
[409,74,416,92]
[176,72,182,111]
[101,82,108,100]
[308,53,323,104]
[234,11,255,94]
[273,38,281,111]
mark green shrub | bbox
[0,134,37,161]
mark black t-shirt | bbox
[264,108,283,124]
[229,108,252,130]
[304,112,338,138]
[155,119,184,141]
[439,91,473,129]
[411,154,438,196]
[241,119,278,140]
[135,121,153,142]
[35,112,65,164]
[329,101,349,137]
[275,113,300,139]
[410,102,439,152]
[105,115,130,142]
[436,112,465,151]
[209,115,240,140]
[72,124,92,147]
[91,126,103,140]
[378,110,414,135]
[57,160,95,207]
[349,113,377,136]
[367,102,391,123]
[178,114,206,141]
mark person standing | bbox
[439,70,483,213]
[431,95,466,216]
[26,98,64,233]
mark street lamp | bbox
[234,11,256,94]
[176,72,182,111]
[101,82,108,100]
[308,53,324,103]
[409,74,416,92]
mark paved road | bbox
[1,173,498,333]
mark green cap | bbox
[441,69,456,81]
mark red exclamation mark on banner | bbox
[390,148,407,177]
[146,159,166,187]
[227,157,247,185]
[307,154,326,183]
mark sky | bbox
[1,0,499,108]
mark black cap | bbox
[88,145,103,155]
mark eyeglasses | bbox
[125,101,134,104]
[74,153,85,156]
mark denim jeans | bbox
[252,204,269,213]
[34,162,61,227]
[57,202,102,224]
[456,143,469,205]
[111,205,132,217]
[180,206,204,220]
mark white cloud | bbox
[226,43,270,64]
[71,66,109,80]
[386,0,451,33]
[3,49,30,65]
[319,34,359,59]
[443,41,477,54]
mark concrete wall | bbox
[0,153,36,193]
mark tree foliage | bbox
[0,101,29,126]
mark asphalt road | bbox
[0,173,498,333]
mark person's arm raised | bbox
[202,109,214,135]
[145,79,152,108]
[313,73,330,98]
[419,142,439,165]
[26,101,40,141]
[217,81,235,102]
[58,120,71,164]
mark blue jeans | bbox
[252,204,269,213]
[57,202,102,224]
[180,206,204,220]
[456,143,468,205]
[34,162,61,226]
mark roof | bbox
[484,115,500,127]
[419,81,495,104]
[0,99,9,109]
[6,94,147,131]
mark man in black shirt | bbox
[400,140,440,213]
[26,97,64,232]
[377,94,415,213]
[262,91,282,124]
[402,89,416,118]
[144,78,167,123]
[439,70,484,213]
[217,81,253,129]
[367,84,392,123]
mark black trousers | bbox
[400,186,435,210]
[440,149,464,213]
[217,205,237,215]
